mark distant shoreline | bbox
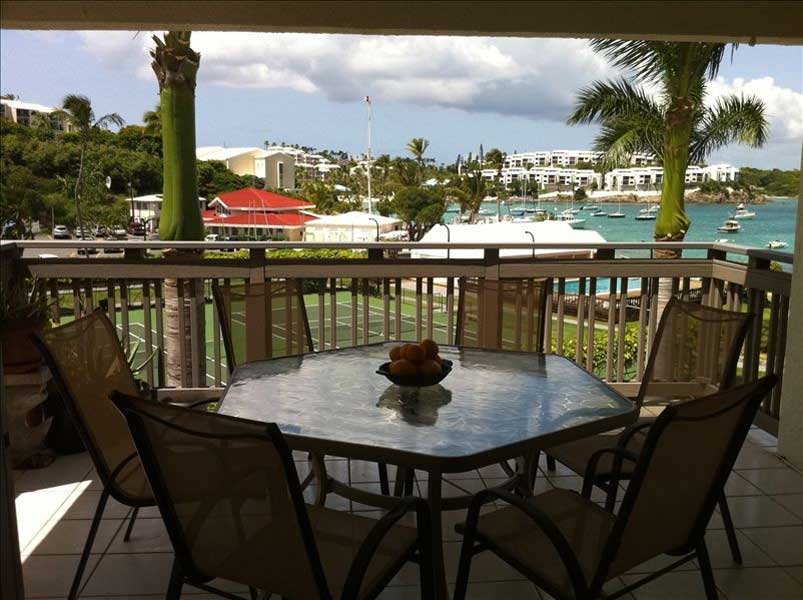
[498,190,794,205]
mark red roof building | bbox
[202,187,317,240]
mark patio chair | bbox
[454,375,777,600]
[212,279,391,496]
[32,310,158,600]
[211,279,314,375]
[545,297,753,563]
[455,277,550,352]
[111,391,434,600]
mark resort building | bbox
[264,144,341,180]
[201,187,316,241]
[604,163,739,190]
[127,193,207,233]
[482,166,602,190]
[503,150,655,169]
[304,211,403,242]
[196,146,297,189]
[0,98,74,131]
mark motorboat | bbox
[556,213,586,229]
[717,219,741,233]
[608,211,626,219]
[733,203,756,219]
[766,240,788,249]
[635,210,656,220]
[592,210,607,217]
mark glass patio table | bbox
[218,342,635,598]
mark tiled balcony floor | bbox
[13,427,803,599]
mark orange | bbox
[404,343,427,364]
[420,339,439,360]
[389,345,404,361]
[389,359,417,376]
[418,359,442,376]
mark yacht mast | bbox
[365,95,373,214]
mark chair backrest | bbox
[636,297,753,408]
[112,392,330,598]
[32,310,150,503]
[455,277,549,352]
[212,280,313,375]
[594,375,776,586]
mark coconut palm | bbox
[568,41,767,253]
[53,94,124,237]
[406,137,430,181]
[151,31,205,386]
[142,104,161,136]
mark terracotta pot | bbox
[1,316,46,374]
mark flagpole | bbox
[366,95,373,214]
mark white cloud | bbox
[76,32,801,149]
[707,76,803,142]
[77,32,613,121]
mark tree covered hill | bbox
[0,119,261,232]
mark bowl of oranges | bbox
[377,339,453,387]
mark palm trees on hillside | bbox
[53,94,124,236]
[568,41,767,255]
[142,104,161,136]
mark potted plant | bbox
[0,257,50,373]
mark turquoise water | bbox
[447,197,797,255]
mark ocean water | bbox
[447,197,797,254]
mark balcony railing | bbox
[3,239,793,435]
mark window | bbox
[277,162,284,189]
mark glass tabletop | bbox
[219,344,635,467]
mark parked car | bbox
[103,235,124,253]
[93,225,107,238]
[53,225,70,239]
[113,228,128,239]
[77,237,99,255]
[204,233,219,242]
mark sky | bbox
[1,30,801,168]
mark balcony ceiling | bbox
[2,1,803,45]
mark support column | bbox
[480,249,501,349]
[778,144,803,469]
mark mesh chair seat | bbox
[459,489,614,598]
[546,431,646,480]
[213,505,418,598]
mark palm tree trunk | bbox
[74,141,86,239]
[654,110,693,316]
[152,32,205,387]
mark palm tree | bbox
[53,95,124,237]
[568,41,767,254]
[406,137,430,181]
[151,31,205,386]
[142,104,161,136]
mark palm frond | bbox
[60,94,94,129]
[93,112,126,130]
[567,79,663,125]
[594,116,665,169]
[690,94,768,163]
[589,40,677,84]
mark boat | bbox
[717,219,741,233]
[733,203,756,219]
[635,209,656,221]
[592,210,607,217]
[766,240,788,249]
[716,238,731,244]
[608,199,625,218]
[556,213,586,229]
[581,205,598,211]
[563,207,580,215]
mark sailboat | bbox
[608,198,625,218]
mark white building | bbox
[196,146,296,189]
[0,99,73,131]
[412,221,606,260]
[127,194,207,232]
[304,211,402,242]
[503,150,655,169]
[482,167,602,190]
[264,145,341,181]
[604,164,739,190]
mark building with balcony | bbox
[482,166,603,189]
[604,163,739,191]
[503,150,655,169]
[303,211,402,242]
[201,187,316,240]
[0,98,74,131]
